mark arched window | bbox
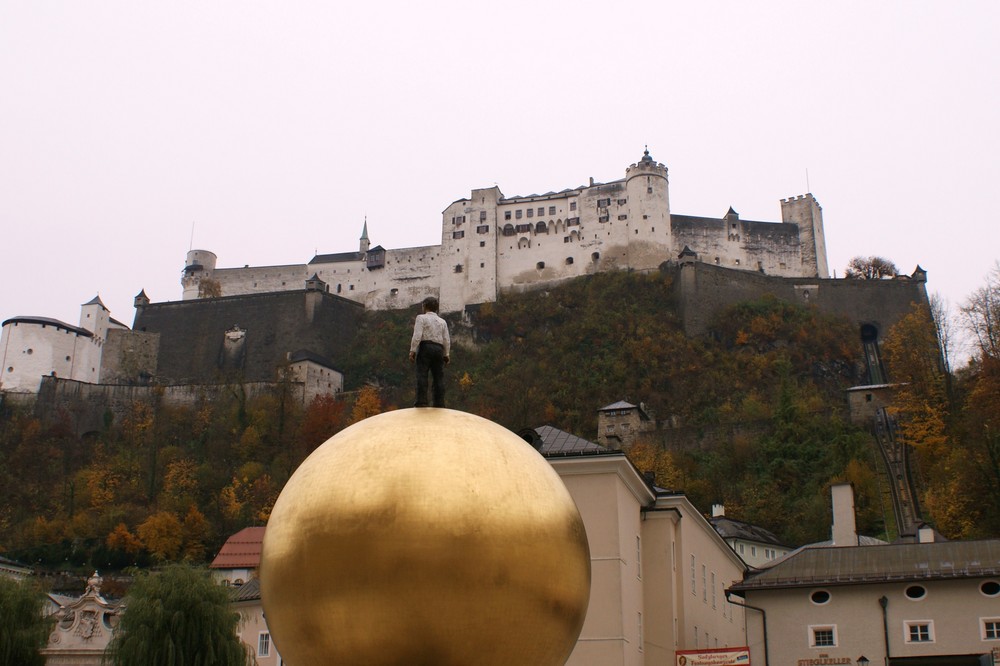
[502,224,515,237]
[535,221,547,234]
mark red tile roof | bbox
[210,526,265,569]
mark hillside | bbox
[3,268,987,572]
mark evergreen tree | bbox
[0,576,51,666]
[103,564,251,666]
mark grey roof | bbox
[711,516,789,548]
[599,400,637,411]
[535,425,607,455]
[1,316,93,337]
[732,539,1000,591]
[287,349,340,371]
[309,251,365,264]
[228,577,261,603]
[83,295,107,309]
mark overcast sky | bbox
[2,2,997,342]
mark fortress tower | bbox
[781,194,828,278]
[624,147,671,271]
[181,249,218,300]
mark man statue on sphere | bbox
[409,296,451,407]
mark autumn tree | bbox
[351,385,383,424]
[0,577,51,666]
[104,564,252,666]
[136,511,183,562]
[844,255,898,279]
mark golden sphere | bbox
[260,408,591,666]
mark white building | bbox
[180,149,828,314]
[1,296,126,393]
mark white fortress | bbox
[0,296,127,393]
[181,149,829,313]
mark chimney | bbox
[918,525,936,543]
[712,504,725,518]
[830,483,858,547]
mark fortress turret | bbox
[624,147,672,270]
[780,194,829,278]
[181,249,218,300]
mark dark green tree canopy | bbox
[103,565,251,666]
[0,576,52,666]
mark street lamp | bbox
[857,657,869,666]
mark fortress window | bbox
[537,261,545,270]
[502,224,515,237]
[480,262,485,268]
[453,230,464,239]
[549,206,556,215]
[599,215,609,223]
[349,285,354,290]
[515,224,531,233]
[714,257,720,264]
[597,198,611,207]
[477,225,489,234]
[567,217,579,226]
[648,187,653,194]
[570,201,577,211]
[592,252,600,261]
[390,288,398,295]
[618,198,627,205]
[535,221,547,234]
[504,211,512,220]
[480,241,486,247]
[564,236,571,243]
[454,265,463,273]
[527,208,534,218]
[537,207,544,216]
[480,211,487,221]
[565,257,574,265]
[515,210,522,219]
[619,214,628,220]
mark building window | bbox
[537,207,544,216]
[565,257,574,265]
[739,543,745,554]
[480,210,487,221]
[258,632,271,657]
[527,208,534,218]
[711,572,716,608]
[982,581,1000,597]
[691,555,696,594]
[515,210,522,219]
[504,211,511,220]
[810,625,836,648]
[570,201,577,211]
[598,215,609,223]
[502,224,515,237]
[905,585,927,600]
[618,214,628,220]
[750,545,756,557]
[479,241,486,247]
[597,198,610,207]
[453,230,464,239]
[618,198,627,205]
[638,612,643,651]
[810,590,831,605]
[454,265,463,273]
[983,619,1000,640]
[515,224,532,233]
[537,262,545,270]
[549,206,556,215]
[477,225,489,234]
[702,565,707,602]
[905,621,933,643]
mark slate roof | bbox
[711,516,789,548]
[0,316,93,336]
[228,577,261,603]
[210,526,265,569]
[599,400,636,411]
[287,349,339,370]
[732,539,1000,591]
[535,425,607,455]
[309,251,365,264]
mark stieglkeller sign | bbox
[676,647,751,665]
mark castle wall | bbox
[674,262,929,339]
[34,376,306,436]
[132,290,363,385]
[100,329,160,385]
